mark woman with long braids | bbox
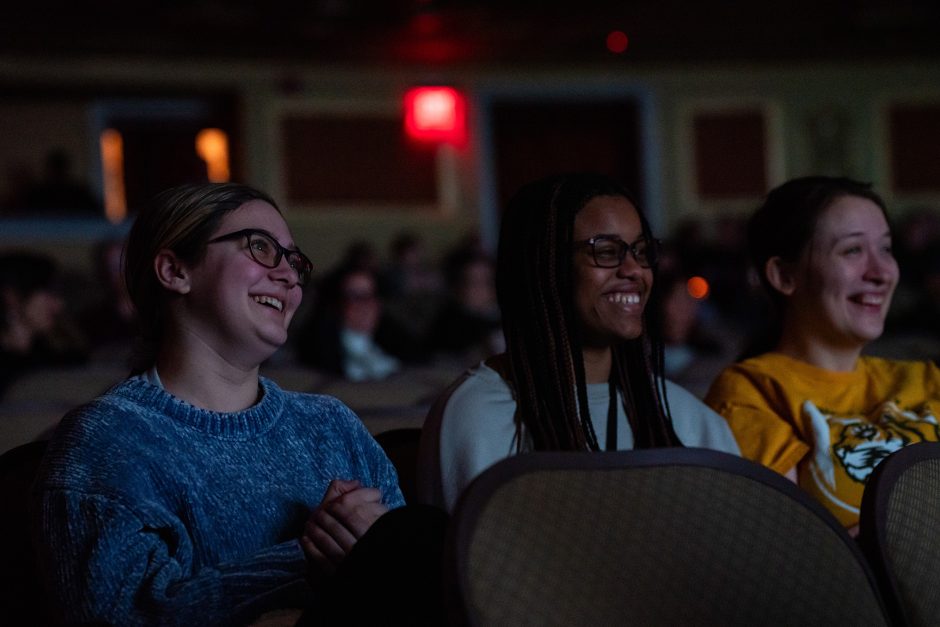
[417,172,740,512]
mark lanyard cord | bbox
[605,378,617,451]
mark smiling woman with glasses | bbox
[417,172,740,513]
[32,182,445,625]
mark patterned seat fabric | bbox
[449,448,890,627]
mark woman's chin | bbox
[854,322,887,345]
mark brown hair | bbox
[743,176,889,357]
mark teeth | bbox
[858,294,884,305]
[253,295,284,311]
[606,293,640,305]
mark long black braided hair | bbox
[495,172,682,451]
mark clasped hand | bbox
[301,479,388,578]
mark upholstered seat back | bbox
[449,448,889,627]
[861,441,940,627]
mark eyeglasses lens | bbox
[247,232,311,286]
[592,238,653,268]
[246,233,274,266]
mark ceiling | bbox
[4,0,940,68]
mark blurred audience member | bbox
[887,206,940,330]
[671,217,709,274]
[649,265,730,397]
[657,269,713,372]
[426,248,502,363]
[0,251,88,397]
[78,238,137,361]
[336,239,380,275]
[378,231,445,343]
[893,207,940,284]
[696,215,753,324]
[22,149,100,215]
[884,242,940,356]
[295,264,426,381]
[378,231,442,300]
[1,161,35,213]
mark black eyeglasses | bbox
[577,235,659,269]
[207,229,313,286]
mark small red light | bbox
[404,86,467,145]
[606,30,629,54]
[687,276,710,300]
[411,13,442,36]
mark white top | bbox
[417,361,741,512]
[340,329,400,382]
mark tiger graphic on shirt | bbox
[801,400,940,521]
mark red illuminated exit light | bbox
[404,86,467,146]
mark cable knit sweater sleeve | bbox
[32,377,404,625]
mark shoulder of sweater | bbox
[273,386,372,434]
[275,385,356,416]
[53,378,145,435]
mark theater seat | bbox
[0,440,49,623]
[374,427,422,504]
[446,447,890,627]
[860,441,940,627]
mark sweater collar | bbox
[117,375,285,438]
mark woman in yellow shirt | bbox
[706,176,940,533]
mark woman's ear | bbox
[765,256,796,296]
[154,249,192,294]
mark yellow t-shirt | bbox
[705,352,940,528]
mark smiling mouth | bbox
[606,292,641,306]
[253,295,284,312]
[851,294,887,307]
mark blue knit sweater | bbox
[32,376,404,625]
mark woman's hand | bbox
[300,479,389,578]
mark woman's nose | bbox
[270,257,300,286]
[616,251,642,276]
[865,249,897,284]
